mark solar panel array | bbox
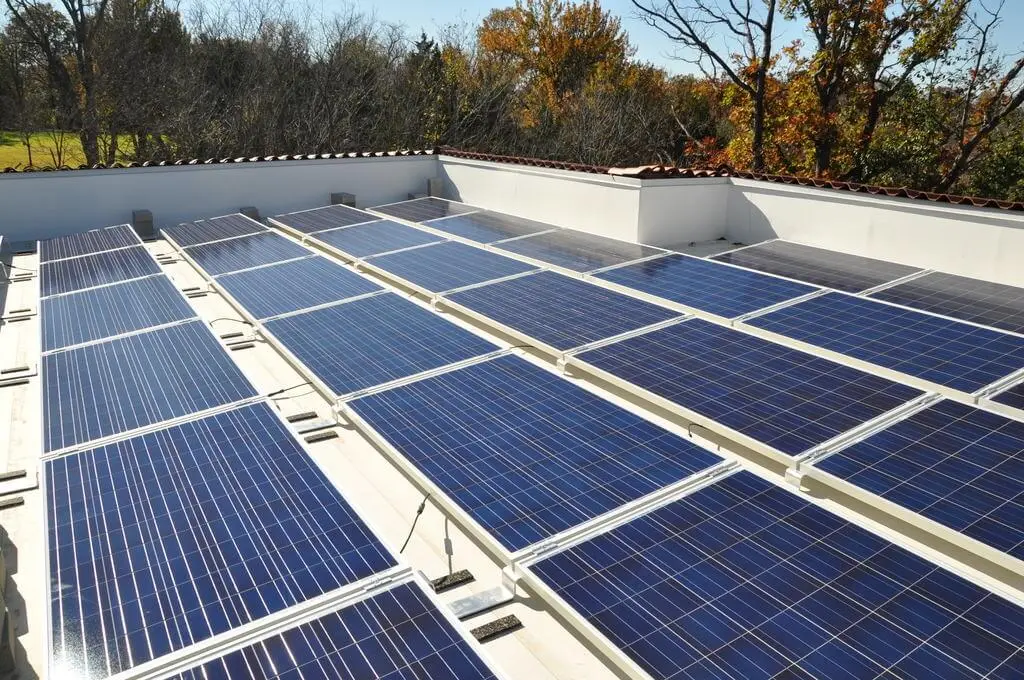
[495,229,663,273]
[367,240,539,293]
[183,231,312,276]
[425,210,556,243]
[372,196,480,222]
[41,246,162,297]
[162,214,268,247]
[272,203,379,233]
[313,219,445,258]
[992,381,1024,410]
[38,224,140,263]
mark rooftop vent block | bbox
[330,192,356,207]
[239,206,260,221]
[427,177,443,197]
[131,210,154,239]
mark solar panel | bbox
[39,224,139,262]
[162,214,267,247]
[171,580,497,680]
[264,293,498,396]
[272,204,378,233]
[532,470,1024,680]
[41,246,162,297]
[312,220,444,258]
[575,319,923,458]
[746,292,1024,393]
[46,402,396,677]
[992,382,1024,410]
[185,232,311,276]
[496,230,663,273]
[368,241,538,293]
[43,320,257,451]
[351,355,723,552]
[595,253,818,319]
[41,275,196,351]
[814,399,1024,560]
[372,196,479,222]
[424,210,556,243]
[713,240,921,293]
[216,256,382,319]
[447,271,680,351]
[870,271,1024,335]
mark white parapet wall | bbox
[0,155,438,242]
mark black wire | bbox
[209,317,253,326]
[399,494,430,554]
[266,382,311,398]
[2,263,35,273]
[270,388,316,401]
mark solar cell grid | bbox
[992,381,1024,410]
[264,293,498,396]
[372,196,479,222]
[746,292,1024,393]
[532,470,1024,680]
[595,253,819,318]
[273,204,378,233]
[351,355,723,551]
[312,219,444,258]
[215,256,383,319]
[47,402,396,677]
[185,231,312,276]
[870,271,1024,335]
[41,246,162,297]
[496,229,663,273]
[576,318,923,457]
[162,215,267,247]
[39,224,139,263]
[368,240,538,293]
[713,240,921,293]
[424,210,556,243]
[447,270,680,351]
[41,275,196,351]
[171,580,498,680]
[42,320,258,452]
[814,399,1024,561]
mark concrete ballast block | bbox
[330,192,356,206]
[239,206,260,221]
[131,210,154,239]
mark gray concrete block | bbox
[131,209,154,239]
[239,206,260,221]
[330,192,356,206]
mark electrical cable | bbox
[208,317,253,327]
[267,382,312,398]
[399,493,430,554]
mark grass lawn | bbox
[0,131,135,169]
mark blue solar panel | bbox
[447,270,680,351]
[352,355,723,551]
[41,275,196,351]
[993,382,1024,410]
[576,319,923,457]
[185,232,311,276]
[41,246,161,297]
[39,224,139,262]
[368,241,538,293]
[272,204,378,233]
[264,293,497,396]
[424,210,556,243]
[43,320,257,451]
[595,253,819,318]
[815,399,1024,561]
[746,292,1024,393]
[216,256,382,319]
[171,580,497,680]
[496,230,662,272]
[372,197,479,222]
[163,214,267,247]
[533,470,1024,680]
[312,220,444,258]
[46,402,396,677]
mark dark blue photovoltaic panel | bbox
[216,256,383,319]
[43,320,257,451]
[185,232,311,276]
[993,382,1024,410]
[41,246,161,297]
[712,240,921,293]
[595,253,818,318]
[447,271,680,351]
[577,319,922,457]
[264,293,497,396]
[39,224,139,262]
[162,214,267,247]
[424,210,556,243]
[47,402,396,678]
[352,355,722,551]
[533,471,1024,680]
[747,292,1024,393]
[312,220,444,258]
[815,400,1024,561]
[369,241,538,293]
[870,271,1024,335]
[41,275,196,351]
[171,580,497,680]
[372,197,479,222]
[272,204,378,233]
[496,230,663,272]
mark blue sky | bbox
[316,0,1024,76]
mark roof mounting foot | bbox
[785,468,808,491]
